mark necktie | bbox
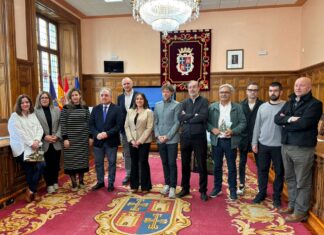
[103,106,107,122]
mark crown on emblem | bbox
[178,47,193,54]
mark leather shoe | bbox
[34,193,41,202]
[200,192,208,201]
[176,189,190,198]
[122,177,130,185]
[107,184,114,192]
[25,190,33,203]
[285,213,308,223]
[279,207,294,215]
[92,183,104,191]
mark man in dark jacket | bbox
[90,88,123,192]
[274,77,323,222]
[177,80,209,201]
[117,77,138,185]
[238,82,263,196]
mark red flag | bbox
[57,75,64,109]
[63,77,70,94]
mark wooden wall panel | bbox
[82,72,299,107]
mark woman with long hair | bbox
[8,94,44,202]
[124,93,153,193]
[60,88,91,191]
[34,91,62,194]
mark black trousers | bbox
[180,136,208,193]
[130,143,152,191]
[257,143,284,201]
[44,144,61,186]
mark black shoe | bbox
[122,177,130,185]
[209,188,222,198]
[229,191,238,201]
[200,192,208,201]
[176,189,190,198]
[273,200,281,209]
[92,183,104,191]
[107,184,114,192]
[252,193,266,204]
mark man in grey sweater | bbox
[252,82,285,208]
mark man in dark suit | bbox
[90,88,123,192]
[117,77,138,185]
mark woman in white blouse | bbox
[8,94,44,203]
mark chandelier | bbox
[131,0,201,35]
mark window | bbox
[36,15,59,93]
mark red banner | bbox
[160,29,211,91]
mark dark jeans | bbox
[93,143,118,185]
[44,144,61,186]
[130,143,152,191]
[16,153,45,193]
[158,143,178,188]
[212,138,237,193]
[180,136,208,193]
[257,143,284,201]
[239,147,258,186]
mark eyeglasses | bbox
[247,89,258,92]
[219,91,231,94]
[41,97,49,99]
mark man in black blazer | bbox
[90,88,123,192]
[117,77,138,185]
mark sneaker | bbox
[160,185,170,195]
[47,186,55,194]
[53,183,59,191]
[209,188,222,198]
[229,191,238,201]
[237,184,245,195]
[169,187,176,199]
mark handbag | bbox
[24,147,45,162]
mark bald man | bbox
[275,77,322,222]
[117,77,139,185]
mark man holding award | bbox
[207,84,246,200]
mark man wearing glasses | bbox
[207,84,246,200]
[237,82,263,196]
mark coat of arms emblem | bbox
[176,47,194,75]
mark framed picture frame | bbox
[226,49,244,69]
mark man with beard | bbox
[252,82,285,208]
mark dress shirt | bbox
[124,89,134,110]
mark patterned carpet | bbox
[0,153,312,235]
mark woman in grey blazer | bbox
[35,91,62,193]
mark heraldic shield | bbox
[176,47,194,76]
[95,194,191,235]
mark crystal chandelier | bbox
[131,0,201,35]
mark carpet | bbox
[0,153,312,235]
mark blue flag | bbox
[75,77,80,89]
[49,76,58,107]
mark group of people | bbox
[8,76,322,223]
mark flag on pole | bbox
[49,76,59,107]
[57,75,64,109]
[75,76,80,89]
[63,76,70,94]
